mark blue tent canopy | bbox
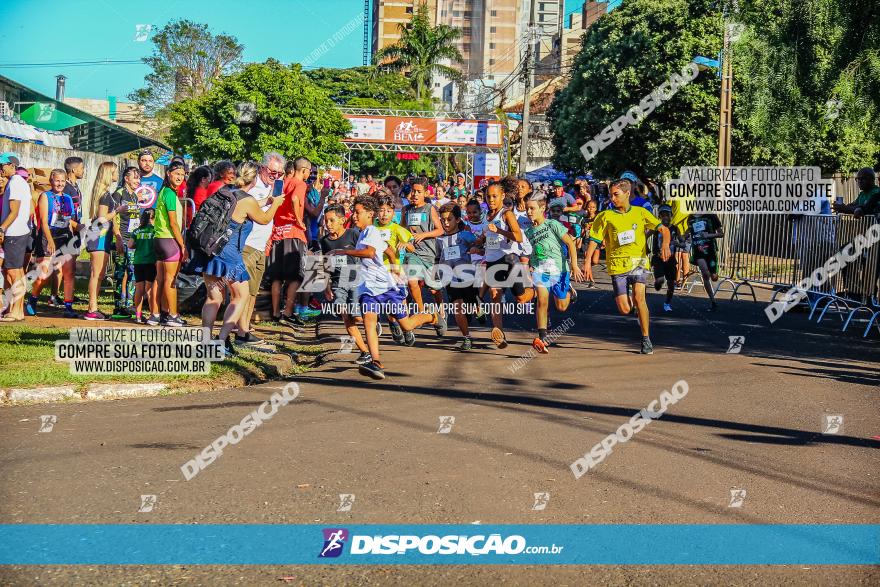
[524,165,568,183]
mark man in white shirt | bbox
[0,153,33,320]
[236,151,286,347]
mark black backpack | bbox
[187,185,245,256]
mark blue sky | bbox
[1,0,589,101]
[0,0,366,101]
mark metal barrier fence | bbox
[714,213,880,302]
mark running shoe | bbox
[569,283,578,301]
[280,313,306,327]
[640,338,654,355]
[532,337,549,354]
[224,336,238,356]
[47,295,61,308]
[235,331,263,345]
[403,330,416,346]
[390,321,404,343]
[163,315,186,327]
[359,360,386,380]
[355,351,372,365]
[63,307,79,319]
[83,311,109,321]
[299,307,321,319]
[458,337,472,351]
[111,307,132,319]
[146,314,162,326]
[491,327,508,349]
[308,298,322,310]
[24,299,37,316]
[435,313,447,337]
[663,303,673,312]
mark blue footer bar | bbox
[0,524,877,565]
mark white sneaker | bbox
[663,303,672,312]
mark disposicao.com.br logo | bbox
[318,528,563,557]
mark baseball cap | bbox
[552,180,564,187]
[549,198,566,208]
[456,172,465,178]
[620,171,639,183]
[658,204,673,215]
[0,152,21,165]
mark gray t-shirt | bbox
[403,202,436,263]
[436,230,477,285]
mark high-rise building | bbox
[531,0,564,82]
[372,0,557,109]
[372,0,437,58]
[582,0,609,29]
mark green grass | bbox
[0,324,321,392]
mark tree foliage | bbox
[548,0,722,178]
[373,1,464,100]
[166,60,350,164]
[304,66,416,106]
[733,0,880,170]
[129,20,243,116]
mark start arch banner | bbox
[343,115,504,148]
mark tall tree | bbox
[130,20,243,116]
[733,0,880,171]
[548,0,722,177]
[373,2,464,100]
[304,66,417,106]
[166,60,349,164]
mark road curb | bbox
[5,386,80,404]
[2,383,170,405]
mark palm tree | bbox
[373,2,464,101]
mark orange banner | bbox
[343,115,504,148]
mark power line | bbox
[0,59,143,69]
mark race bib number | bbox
[443,246,461,261]
[407,213,423,227]
[128,218,141,232]
[51,216,69,229]
[692,220,707,233]
[486,234,502,249]
[539,258,559,274]
[330,255,347,269]
[378,229,391,242]
[617,229,636,246]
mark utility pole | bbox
[717,3,735,167]
[518,0,536,176]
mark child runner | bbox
[687,212,724,311]
[583,179,671,355]
[652,205,681,312]
[327,194,438,380]
[436,203,478,351]
[402,182,447,336]
[129,209,158,324]
[581,199,600,287]
[464,198,489,325]
[320,204,371,365]
[375,194,413,343]
[480,181,534,349]
[525,193,585,353]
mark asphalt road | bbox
[1,278,878,585]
